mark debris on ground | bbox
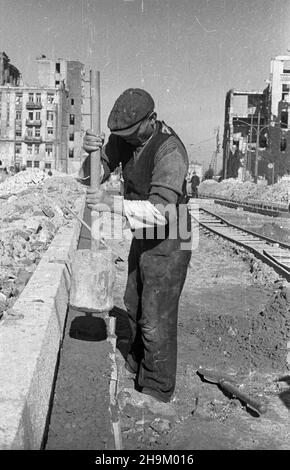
[199,178,290,205]
[0,170,85,320]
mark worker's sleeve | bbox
[101,134,124,182]
[123,200,167,230]
[148,137,188,207]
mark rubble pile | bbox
[0,169,72,197]
[0,171,85,320]
[199,178,290,205]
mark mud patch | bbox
[114,225,290,450]
[186,287,290,372]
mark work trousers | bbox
[191,187,198,198]
[123,236,191,402]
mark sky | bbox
[1,0,290,168]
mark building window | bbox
[15,143,21,154]
[45,163,52,169]
[15,94,22,105]
[28,112,33,120]
[47,93,54,104]
[28,93,34,103]
[55,80,60,86]
[35,144,40,154]
[283,61,290,73]
[47,127,54,136]
[36,93,41,104]
[16,111,22,120]
[35,128,40,137]
[36,111,41,120]
[15,129,22,138]
[70,114,75,125]
[281,137,287,152]
[47,111,54,121]
[27,144,33,154]
[71,98,74,105]
[34,160,39,168]
[27,128,33,137]
[55,62,60,73]
[46,145,53,157]
[27,160,32,167]
[282,84,290,101]
[69,148,74,158]
[69,132,74,141]
[281,110,288,129]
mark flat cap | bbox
[108,88,155,136]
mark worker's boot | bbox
[119,388,176,417]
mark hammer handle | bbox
[90,70,101,251]
[220,380,267,415]
[90,69,101,191]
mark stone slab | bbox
[0,195,85,449]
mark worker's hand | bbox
[86,188,114,212]
[83,129,105,153]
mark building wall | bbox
[37,57,85,174]
[222,89,269,179]
[0,86,65,171]
[66,61,85,174]
[223,56,290,181]
[0,55,88,174]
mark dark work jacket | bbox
[115,122,191,245]
[81,122,192,247]
[121,122,188,205]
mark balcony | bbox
[26,119,42,127]
[26,101,42,110]
[24,135,42,143]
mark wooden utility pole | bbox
[247,111,254,178]
[224,141,229,180]
[211,126,220,175]
[254,110,261,183]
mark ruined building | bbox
[0,54,85,174]
[222,89,269,180]
[0,52,21,86]
[223,55,290,182]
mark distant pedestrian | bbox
[190,171,200,198]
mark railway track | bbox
[191,206,290,281]
[198,195,289,218]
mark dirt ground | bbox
[5,172,290,449]
[112,203,290,450]
[44,202,290,450]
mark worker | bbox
[190,171,200,198]
[82,88,191,413]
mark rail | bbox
[191,206,290,281]
[197,194,289,218]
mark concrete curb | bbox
[0,195,85,450]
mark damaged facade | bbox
[0,52,21,86]
[0,54,85,174]
[223,55,290,182]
